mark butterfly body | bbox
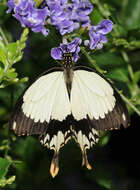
[62,53,74,94]
[10,53,129,177]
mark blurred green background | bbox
[0,0,140,189]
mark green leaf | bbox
[122,0,140,30]
[18,77,29,83]
[98,133,111,147]
[112,24,127,38]
[0,37,5,49]
[107,68,129,82]
[133,71,140,84]
[0,28,29,87]
[6,68,18,79]
[7,42,17,64]
[97,178,111,189]
[12,51,23,64]
[0,63,4,79]
[0,78,19,88]
[0,28,29,67]
[0,3,8,25]
[0,157,11,179]
[93,52,126,68]
[19,28,29,46]
[7,41,24,65]
[0,107,6,117]
[90,8,103,24]
[0,39,7,65]
[14,137,39,162]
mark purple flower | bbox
[7,0,16,13]
[47,0,93,35]
[69,0,93,27]
[46,0,73,35]
[7,0,50,36]
[51,38,81,62]
[7,0,93,36]
[84,19,113,50]
[93,19,113,34]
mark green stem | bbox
[119,91,140,116]
[121,51,134,81]
[121,0,128,19]
[0,27,9,46]
[80,46,105,74]
[127,64,134,81]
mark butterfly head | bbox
[61,52,75,69]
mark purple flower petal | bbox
[85,19,113,50]
[89,30,100,50]
[58,20,74,35]
[73,45,80,62]
[51,38,81,62]
[67,38,82,52]
[95,19,113,35]
[7,0,15,13]
[51,47,63,60]
[76,1,93,15]
[60,44,68,53]
[100,34,107,43]
[84,40,90,47]
[97,43,103,49]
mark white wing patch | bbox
[22,72,71,123]
[71,70,116,120]
[72,129,99,150]
[41,130,71,151]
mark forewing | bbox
[71,67,129,131]
[10,69,71,142]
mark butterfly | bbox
[10,52,129,177]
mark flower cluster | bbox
[7,0,50,36]
[7,0,114,61]
[7,0,93,36]
[47,0,93,35]
[85,19,113,50]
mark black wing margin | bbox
[88,89,130,131]
[10,97,48,136]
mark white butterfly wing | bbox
[11,70,71,138]
[71,69,116,121]
[23,71,71,123]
